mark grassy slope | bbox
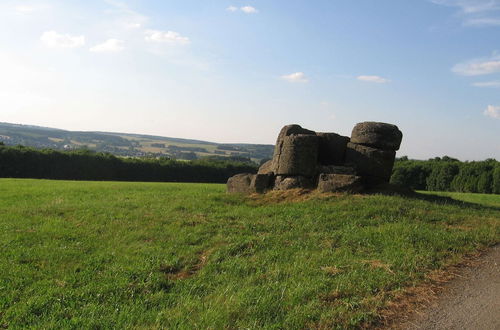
[0,179,498,329]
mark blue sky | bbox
[0,0,499,160]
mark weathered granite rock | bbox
[227,173,255,194]
[351,122,402,151]
[227,121,403,194]
[251,173,273,193]
[271,125,316,172]
[275,134,319,176]
[257,160,273,175]
[317,174,363,193]
[317,165,356,175]
[317,132,350,165]
[344,142,396,182]
[274,176,314,190]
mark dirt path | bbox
[396,245,500,330]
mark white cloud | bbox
[124,22,142,29]
[472,80,500,87]
[241,6,258,14]
[226,5,259,13]
[357,75,390,83]
[145,30,190,45]
[40,31,85,48]
[452,54,500,76]
[430,0,500,26]
[281,72,309,83]
[484,105,500,118]
[89,39,125,53]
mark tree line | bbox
[0,145,257,183]
[390,156,500,194]
[1,144,499,194]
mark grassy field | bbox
[0,179,498,329]
[418,190,500,208]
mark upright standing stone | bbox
[271,125,316,173]
[275,134,319,177]
[351,122,403,151]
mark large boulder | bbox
[317,165,356,175]
[275,134,319,177]
[316,132,350,165]
[273,176,315,190]
[227,173,255,194]
[317,174,363,193]
[271,125,315,172]
[251,173,273,193]
[257,160,273,175]
[344,142,396,182]
[351,122,402,151]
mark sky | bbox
[0,0,499,160]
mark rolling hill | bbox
[0,122,274,162]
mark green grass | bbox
[1,179,499,329]
[418,190,500,208]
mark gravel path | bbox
[399,245,500,330]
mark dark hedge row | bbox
[390,156,500,194]
[0,145,257,183]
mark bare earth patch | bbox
[385,245,500,329]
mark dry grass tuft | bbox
[248,189,364,204]
[320,265,342,276]
[361,260,394,274]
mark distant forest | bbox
[0,144,498,194]
[0,144,257,184]
[391,156,500,194]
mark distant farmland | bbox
[0,122,274,162]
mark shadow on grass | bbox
[366,184,500,212]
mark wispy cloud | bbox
[40,31,85,49]
[465,17,500,25]
[15,4,48,13]
[484,105,500,118]
[226,5,259,14]
[430,0,500,26]
[145,30,190,45]
[281,72,309,83]
[357,75,390,83]
[104,0,148,30]
[472,80,500,87]
[452,54,500,75]
[90,39,125,53]
[241,6,258,14]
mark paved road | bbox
[400,245,500,330]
